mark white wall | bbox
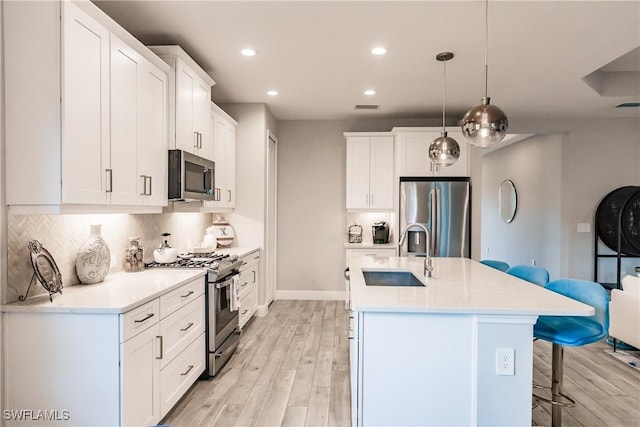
[221,104,268,248]
[481,133,564,278]
[481,118,640,283]
[221,103,278,309]
[275,118,438,296]
[276,116,639,296]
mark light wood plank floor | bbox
[163,300,640,427]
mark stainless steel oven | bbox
[145,252,243,377]
[208,271,240,376]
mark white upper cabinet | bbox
[204,102,237,210]
[149,46,216,160]
[138,57,169,206]
[61,1,111,205]
[110,35,168,207]
[110,34,142,206]
[394,128,470,177]
[345,134,394,210]
[4,0,170,213]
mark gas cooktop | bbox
[145,252,242,281]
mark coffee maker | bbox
[372,221,391,244]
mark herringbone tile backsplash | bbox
[7,212,216,303]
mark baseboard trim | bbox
[255,304,269,317]
[275,290,346,301]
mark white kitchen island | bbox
[348,256,594,427]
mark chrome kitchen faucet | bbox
[398,223,433,277]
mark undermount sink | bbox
[362,269,426,287]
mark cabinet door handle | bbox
[140,175,147,196]
[147,176,152,196]
[180,290,194,298]
[156,335,163,359]
[180,322,194,332]
[106,169,113,193]
[365,193,369,205]
[180,365,194,376]
[194,131,199,149]
[134,313,154,323]
[252,271,256,283]
[371,194,374,206]
[241,281,249,288]
[227,189,232,202]
[199,132,203,149]
[241,309,248,315]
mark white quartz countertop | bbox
[2,269,206,314]
[344,241,397,250]
[350,256,594,316]
[216,246,260,257]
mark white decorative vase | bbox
[76,224,111,285]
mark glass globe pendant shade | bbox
[429,132,460,167]
[461,96,508,148]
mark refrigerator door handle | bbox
[430,188,440,257]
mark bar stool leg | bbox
[551,343,564,427]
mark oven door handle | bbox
[215,278,235,289]
[214,330,241,359]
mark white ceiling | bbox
[93,0,640,122]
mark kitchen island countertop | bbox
[349,256,593,316]
[2,269,206,314]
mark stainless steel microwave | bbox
[168,149,215,201]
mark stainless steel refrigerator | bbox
[399,177,470,258]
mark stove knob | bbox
[211,261,220,270]
[229,254,238,262]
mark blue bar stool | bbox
[506,265,550,286]
[479,259,510,272]
[533,278,609,427]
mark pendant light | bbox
[429,52,460,167]
[461,0,508,148]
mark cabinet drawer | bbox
[159,296,205,369]
[160,277,204,318]
[239,250,260,271]
[239,292,252,328]
[121,298,160,343]
[238,271,252,299]
[160,333,205,416]
[239,288,257,329]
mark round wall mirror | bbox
[498,180,517,223]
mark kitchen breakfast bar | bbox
[347,256,593,427]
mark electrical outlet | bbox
[496,348,515,376]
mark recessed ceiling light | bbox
[241,48,258,57]
[364,89,376,96]
[267,90,279,96]
[371,47,387,55]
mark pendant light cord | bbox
[442,59,447,134]
[484,0,489,99]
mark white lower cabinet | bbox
[238,249,260,328]
[122,322,161,426]
[159,334,205,416]
[3,277,205,427]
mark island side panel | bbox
[475,316,536,427]
[3,312,121,426]
[359,311,475,426]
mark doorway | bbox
[265,130,278,304]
